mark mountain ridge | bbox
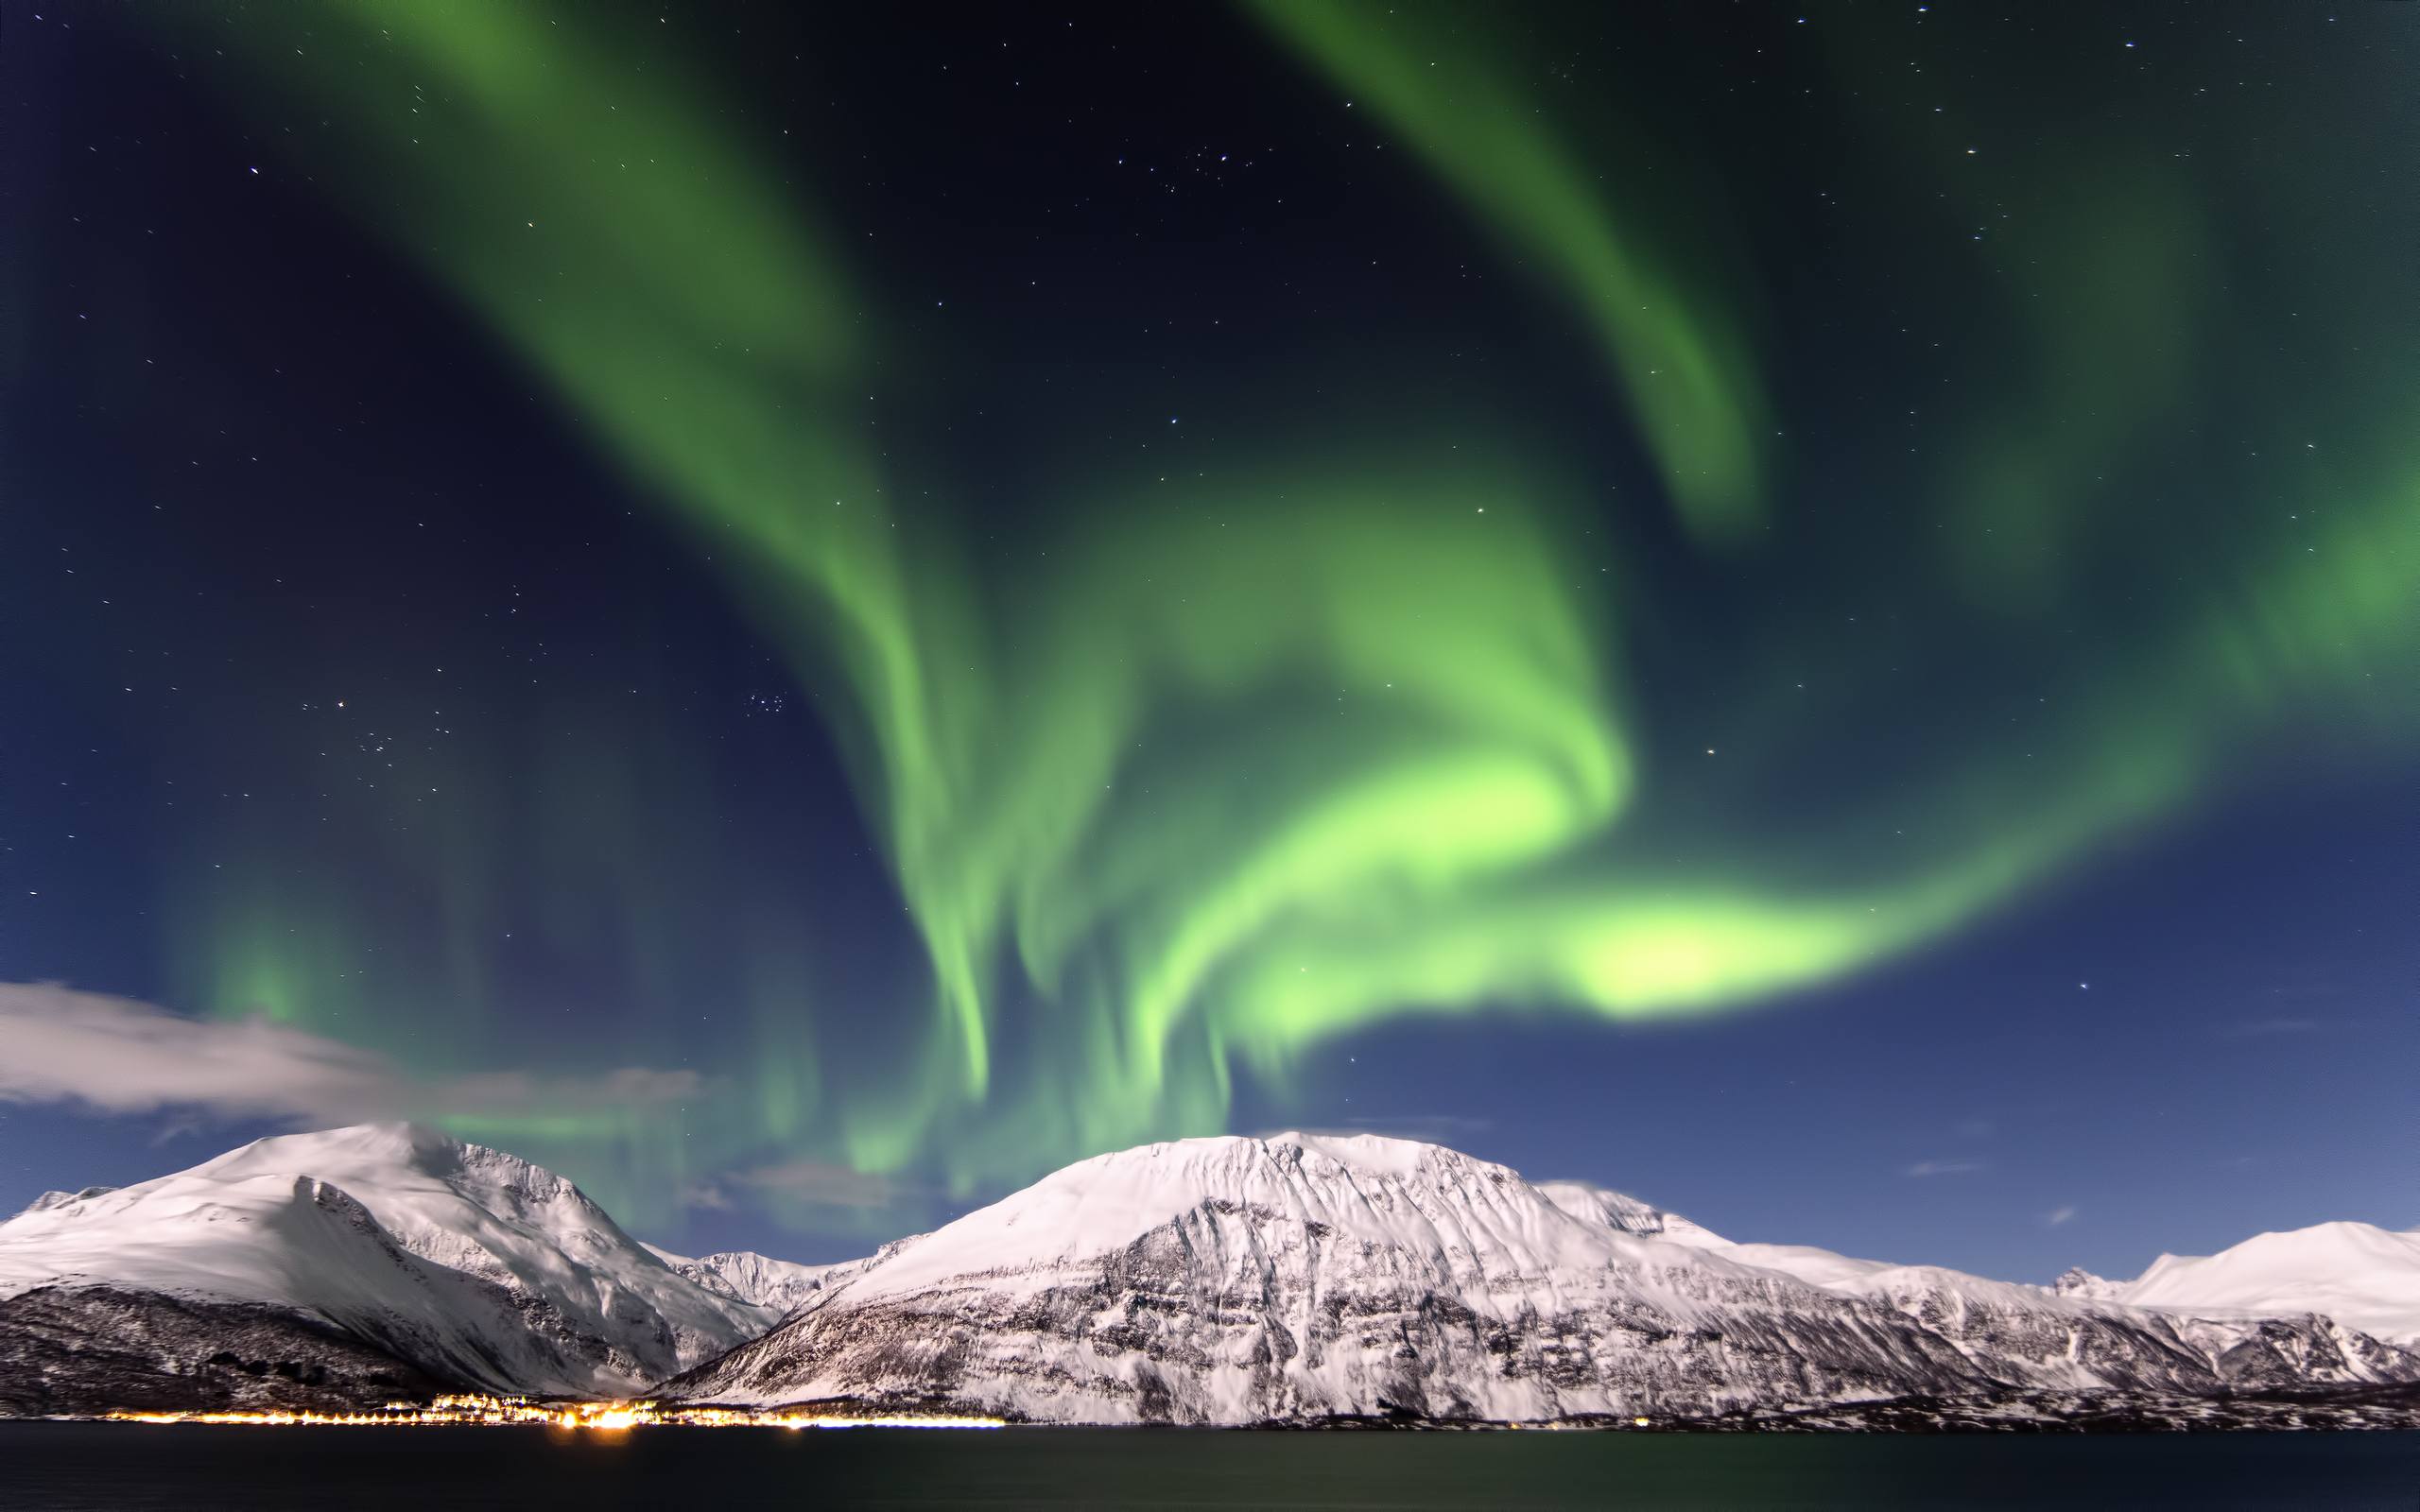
[2102,1221,2420,1346]
[0,1123,782,1401]
[2,1124,2412,1426]
[660,1131,2420,1424]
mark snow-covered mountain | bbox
[643,1245,853,1319]
[660,1132,2420,1424]
[4,1125,2410,1424]
[1716,1238,2415,1399]
[2096,1222,2420,1347]
[0,1124,780,1402]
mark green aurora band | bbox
[163,3,2417,1216]
[1247,0,1771,544]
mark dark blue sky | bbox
[2,0,2412,1280]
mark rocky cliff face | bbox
[661,1133,2420,1423]
[0,1284,453,1418]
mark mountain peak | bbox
[2051,1265,2124,1300]
[1,1122,780,1398]
[191,1123,604,1214]
[776,1129,1711,1327]
[201,1121,466,1177]
[1101,1129,1466,1167]
[665,1130,2420,1423]
[2120,1220,2420,1345]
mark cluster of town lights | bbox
[106,1394,1003,1431]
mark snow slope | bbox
[1533,1179,1731,1248]
[2113,1223,2420,1347]
[663,1132,2420,1422]
[0,1124,776,1396]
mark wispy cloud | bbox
[2045,1205,2078,1228]
[0,982,700,1129]
[725,1160,902,1211]
[1904,1159,1984,1178]
[1252,1115,1496,1145]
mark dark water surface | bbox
[3,1423,2415,1510]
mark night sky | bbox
[3,1,2413,1282]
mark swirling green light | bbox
[1247,0,1772,544]
[161,3,2420,1212]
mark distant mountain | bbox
[660,1132,2420,1424]
[0,1124,780,1407]
[2050,1266,2126,1301]
[2098,1222,2420,1346]
[1715,1238,2414,1398]
[642,1245,854,1319]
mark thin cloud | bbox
[2046,1205,2078,1228]
[438,1066,703,1117]
[0,982,700,1130]
[728,1160,903,1211]
[1904,1159,1984,1178]
[1252,1115,1496,1146]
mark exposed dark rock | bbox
[0,1285,456,1418]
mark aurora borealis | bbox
[4,2,2413,1276]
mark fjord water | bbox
[4,1425,2416,1510]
